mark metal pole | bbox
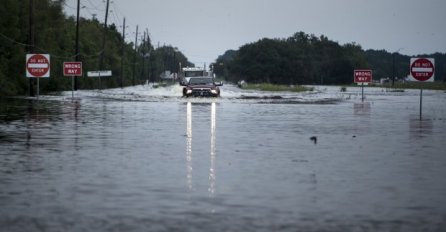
[72,76,74,99]
[99,73,101,89]
[361,84,364,102]
[141,31,146,84]
[36,77,39,100]
[392,52,395,86]
[99,0,110,71]
[420,88,423,120]
[74,0,80,91]
[149,54,152,83]
[120,17,126,88]
[391,48,404,87]
[146,28,152,85]
[132,25,138,86]
[28,0,35,97]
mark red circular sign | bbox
[410,58,434,81]
[27,54,50,77]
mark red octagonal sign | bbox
[26,54,50,78]
[410,58,434,82]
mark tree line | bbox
[0,0,193,96]
[212,31,446,85]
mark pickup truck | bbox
[180,77,223,97]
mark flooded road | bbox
[1,84,446,231]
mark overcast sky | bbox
[64,0,446,66]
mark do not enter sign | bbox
[410,58,434,82]
[26,54,50,78]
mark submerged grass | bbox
[241,83,313,92]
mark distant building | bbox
[160,70,171,80]
[380,78,390,84]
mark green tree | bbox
[0,0,195,96]
[216,31,368,85]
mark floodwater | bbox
[1,84,446,232]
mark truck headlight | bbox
[186,89,193,94]
[211,89,218,94]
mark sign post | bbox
[63,62,83,99]
[26,54,50,100]
[409,58,435,120]
[354,69,373,102]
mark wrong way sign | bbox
[63,62,82,76]
[410,58,435,82]
[26,54,50,78]
[354,69,372,84]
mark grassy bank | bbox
[241,83,313,92]
[378,82,446,91]
[391,82,446,90]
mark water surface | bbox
[1,85,446,231]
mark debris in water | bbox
[310,136,317,144]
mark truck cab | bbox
[180,67,222,97]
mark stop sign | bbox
[26,54,50,78]
[410,58,434,82]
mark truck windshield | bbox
[184,71,204,77]
[189,78,214,85]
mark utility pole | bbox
[392,52,395,86]
[120,17,126,88]
[141,31,146,84]
[146,28,151,84]
[392,48,404,87]
[28,0,35,97]
[74,0,81,91]
[132,25,138,86]
[99,0,110,88]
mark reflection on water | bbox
[409,116,433,139]
[353,102,371,116]
[209,102,216,196]
[186,102,193,190]
[185,102,217,195]
[1,87,446,232]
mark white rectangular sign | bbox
[87,70,112,77]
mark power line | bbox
[0,31,103,59]
[81,5,97,18]
[81,0,106,20]
[110,2,122,23]
[110,10,121,27]
[85,0,102,11]
[0,32,29,47]
[62,2,77,10]
[111,1,125,19]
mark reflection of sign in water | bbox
[185,102,217,195]
[353,102,371,116]
[409,117,433,139]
